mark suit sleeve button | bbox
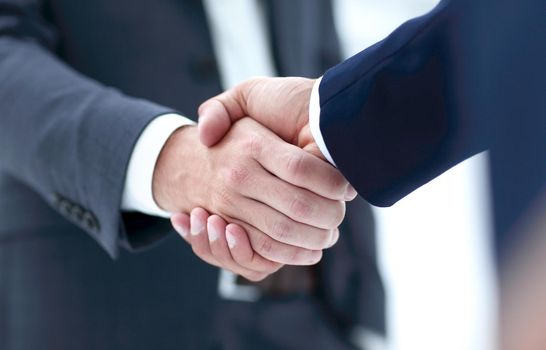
[83,212,100,233]
[58,199,73,216]
[72,206,84,221]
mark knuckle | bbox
[257,236,274,256]
[225,164,251,188]
[286,152,306,178]
[289,195,313,220]
[270,220,292,242]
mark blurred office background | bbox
[333,1,497,349]
[1,1,498,349]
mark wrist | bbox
[122,113,194,217]
[152,125,200,212]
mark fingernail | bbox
[191,215,204,236]
[344,184,357,200]
[174,224,188,238]
[207,220,219,242]
[226,228,237,249]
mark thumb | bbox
[198,86,248,147]
[198,99,233,147]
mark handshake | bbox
[152,77,356,281]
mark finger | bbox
[207,215,276,281]
[299,143,357,202]
[230,198,332,250]
[252,135,354,201]
[171,212,191,240]
[187,210,274,280]
[198,99,237,147]
[236,166,346,230]
[188,208,219,267]
[328,228,340,248]
[221,221,283,274]
[198,86,246,147]
[223,215,323,266]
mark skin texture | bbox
[197,77,320,154]
[171,210,284,282]
[171,209,340,282]
[153,118,350,280]
[167,77,355,281]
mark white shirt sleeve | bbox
[309,76,337,167]
[121,113,196,218]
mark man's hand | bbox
[170,209,340,282]
[171,209,285,282]
[153,118,351,271]
[198,77,323,158]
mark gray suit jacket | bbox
[0,1,383,349]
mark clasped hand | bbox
[154,78,356,281]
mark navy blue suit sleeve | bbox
[0,2,173,257]
[318,0,486,207]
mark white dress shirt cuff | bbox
[122,113,196,218]
[309,77,337,167]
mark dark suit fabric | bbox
[317,0,545,247]
[318,0,484,208]
[0,0,384,349]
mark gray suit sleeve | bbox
[0,2,174,257]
